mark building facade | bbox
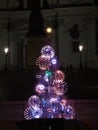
[0,0,98,71]
[0,1,98,130]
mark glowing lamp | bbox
[4,47,9,54]
[79,45,83,52]
[46,27,52,34]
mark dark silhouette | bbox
[69,24,80,40]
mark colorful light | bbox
[51,58,57,65]
[54,70,65,82]
[35,84,45,94]
[49,97,58,104]
[60,99,67,106]
[28,95,40,107]
[52,80,64,88]
[64,105,75,119]
[24,106,43,119]
[41,45,55,59]
[45,70,52,77]
[44,75,49,82]
[36,55,50,70]
[24,45,75,120]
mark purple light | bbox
[44,76,49,82]
[28,95,40,107]
[64,105,75,119]
[37,84,45,90]
[35,84,45,94]
[24,106,43,119]
[49,97,58,103]
[41,45,55,58]
[24,45,75,120]
[51,58,57,65]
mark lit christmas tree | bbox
[24,45,75,119]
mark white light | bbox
[49,98,57,103]
[37,84,45,90]
[44,76,49,82]
[35,84,45,94]
[79,45,83,52]
[46,27,52,34]
[51,58,57,65]
[4,47,9,54]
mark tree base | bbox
[17,118,90,130]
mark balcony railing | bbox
[0,100,98,120]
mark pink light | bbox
[35,84,45,94]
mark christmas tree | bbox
[24,45,75,119]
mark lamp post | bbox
[79,45,83,68]
[4,47,9,70]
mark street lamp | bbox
[79,45,83,68]
[45,27,53,45]
[4,47,9,70]
[45,27,53,34]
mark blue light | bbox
[45,70,52,77]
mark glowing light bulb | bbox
[46,27,52,34]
